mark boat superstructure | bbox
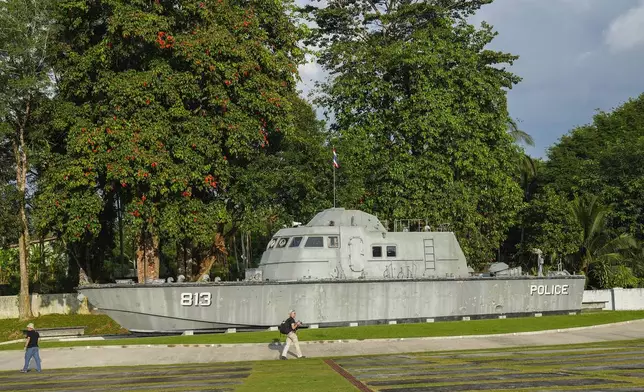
[255,208,469,282]
[77,208,586,333]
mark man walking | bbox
[21,323,41,373]
[280,310,304,359]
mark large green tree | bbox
[39,0,305,283]
[307,0,523,267]
[545,93,644,240]
[518,186,582,268]
[0,0,56,318]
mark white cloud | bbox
[604,0,644,52]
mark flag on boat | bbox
[333,148,340,168]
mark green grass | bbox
[4,339,644,391]
[1,310,643,351]
[0,313,127,342]
[237,359,356,392]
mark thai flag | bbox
[333,148,339,168]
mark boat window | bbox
[276,238,289,248]
[267,238,277,249]
[372,246,382,258]
[328,236,339,248]
[305,236,324,247]
[290,237,303,248]
[387,246,397,257]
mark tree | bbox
[39,0,305,283]
[545,93,644,240]
[507,117,537,248]
[230,94,333,227]
[0,0,55,319]
[571,194,637,288]
[307,0,523,267]
[518,186,582,270]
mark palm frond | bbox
[507,118,535,146]
[571,194,611,247]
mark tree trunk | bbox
[193,233,228,281]
[136,229,160,283]
[14,100,33,320]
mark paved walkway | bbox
[0,320,642,371]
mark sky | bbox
[294,0,644,159]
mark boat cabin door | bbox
[347,236,365,276]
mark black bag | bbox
[278,320,290,334]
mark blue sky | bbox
[295,0,644,159]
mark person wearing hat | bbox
[21,323,41,373]
[280,310,304,360]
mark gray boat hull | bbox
[78,275,586,333]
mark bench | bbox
[23,326,86,338]
[582,301,609,310]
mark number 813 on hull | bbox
[180,292,212,307]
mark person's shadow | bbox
[266,336,299,359]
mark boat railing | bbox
[380,218,451,233]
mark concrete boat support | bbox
[78,275,585,333]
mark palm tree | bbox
[507,118,534,147]
[508,118,537,246]
[570,194,637,288]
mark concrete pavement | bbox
[0,319,642,371]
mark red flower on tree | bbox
[157,31,174,49]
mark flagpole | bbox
[333,163,336,208]
[333,146,337,208]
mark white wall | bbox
[612,288,644,310]
[582,288,644,310]
[0,293,93,319]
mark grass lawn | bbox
[3,339,644,391]
[237,359,356,392]
[0,314,127,342]
[1,310,643,351]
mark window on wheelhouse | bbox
[386,246,397,257]
[305,236,324,247]
[328,236,339,248]
[276,238,289,248]
[267,238,277,249]
[290,237,303,248]
[372,246,382,258]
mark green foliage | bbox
[519,186,582,261]
[230,94,333,234]
[0,248,18,290]
[545,93,644,240]
[0,240,72,295]
[307,0,523,267]
[588,263,639,290]
[570,194,639,288]
[34,0,309,280]
[0,185,20,248]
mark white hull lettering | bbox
[530,284,569,296]
[180,292,212,306]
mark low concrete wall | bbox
[582,288,644,311]
[0,293,94,319]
